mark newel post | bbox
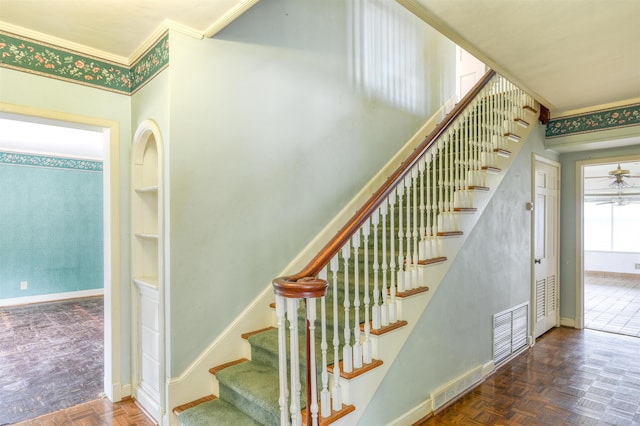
[273,276,328,426]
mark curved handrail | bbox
[273,69,497,295]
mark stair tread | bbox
[216,361,282,424]
[177,397,262,426]
[210,358,249,376]
[173,394,215,416]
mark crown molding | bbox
[551,97,640,120]
[128,19,203,64]
[0,20,129,66]
[204,0,261,38]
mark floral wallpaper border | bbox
[0,31,169,95]
[0,151,103,172]
[546,104,640,138]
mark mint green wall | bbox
[360,124,558,424]
[167,0,456,375]
[0,160,103,299]
[558,142,640,322]
[0,67,133,384]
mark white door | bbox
[456,46,486,100]
[533,157,560,338]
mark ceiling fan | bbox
[608,164,633,189]
[596,195,640,206]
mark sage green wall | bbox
[360,124,558,424]
[558,142,640,322]
[167,0,456,375]
[0,67,133,384]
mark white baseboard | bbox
[0,288,104,307]
[386,398,432,426]
[560,317,576,327]
[388,360,496,426]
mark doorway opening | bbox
[582,158,640,337]
[0,105,121,421]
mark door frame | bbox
[0,102,122,401]
[531,154,561,340]
[575,154,640,330]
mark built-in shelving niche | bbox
[131,123,163,423]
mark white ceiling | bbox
[0,0,259,63]
[0,114,104,160]
[0,0,638,116]
[400,0,640,116]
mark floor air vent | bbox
[493,302,528,365]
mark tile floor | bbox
[0,297,104,425]
[584,273,640,337]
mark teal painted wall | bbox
[0,155,103,299]
[167,0,457,376]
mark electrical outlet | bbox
[635,263,640,270]
[20,281,28,290]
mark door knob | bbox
[534,258,541,264]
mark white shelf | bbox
[135,233,159,239]
[133,276,158,289]
[135,185,159,193]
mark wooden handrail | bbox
[275,69,497,288]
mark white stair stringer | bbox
[325,103,540,426]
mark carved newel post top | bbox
[272,276,328,299]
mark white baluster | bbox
[352,232,362,370]
[411,167,419,289]
[287,298,301,426]
[371,209,381,330]
[341,244,353,374]
[396,184,405,293]
[388,191,397,324]
[362,218,372,364]
[380,200,389,327]
[329,256,342,411]
[318,268,331,419]
[418,158,426,260]
[276,295,290,426]
[306,297,319,425]
[432,147,439,256]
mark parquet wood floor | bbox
[417,327,640,425]
[11,398,156,426]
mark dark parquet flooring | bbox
[418,327,640,425]
[0,297,104,425]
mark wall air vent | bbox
[493,302,529,365]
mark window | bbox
[584,202,640,252]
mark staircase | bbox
[172,71,539,425]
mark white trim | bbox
[385,398,432,426]
[0,288,104,307]
[551,96,640,119]
[576,154,640,332]
[386,360,497,426]
[0,20,129,65]
[127,20,203,65]
[560,318,576,328]
[131,119,166,422]
[0,102,122,404]
[204,0,262,38]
